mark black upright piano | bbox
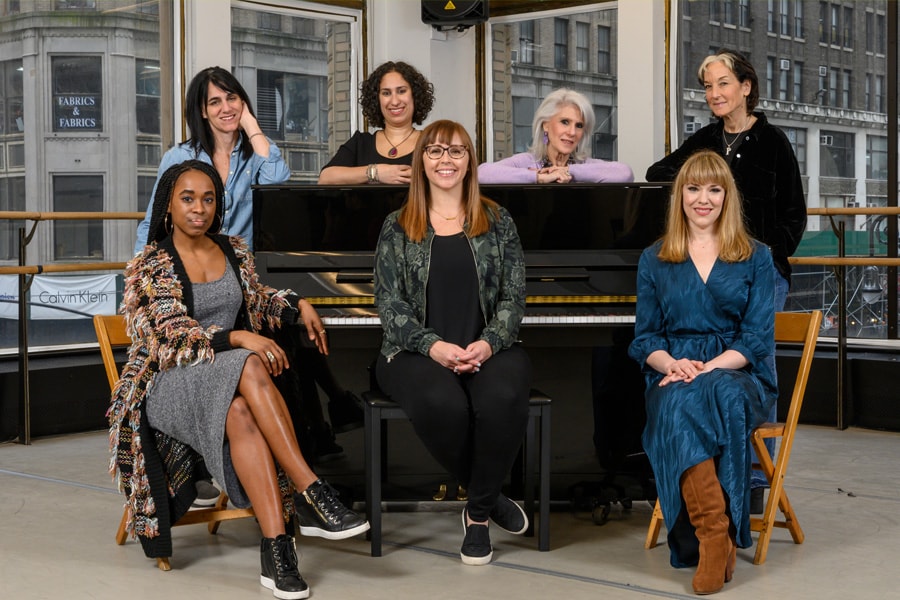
[252,182,670,345]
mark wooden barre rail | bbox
[0,211,146,221]
[0,262,128,275]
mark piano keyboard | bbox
[320,314,635,327]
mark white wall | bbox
[369,1,477,136]
[617,0,667,182]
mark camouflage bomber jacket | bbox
[374,205,527,361]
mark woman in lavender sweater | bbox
[478,88,633,184]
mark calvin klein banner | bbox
[0,274,116,320]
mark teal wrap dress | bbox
[628,240,777,568]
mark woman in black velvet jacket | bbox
[646,49,806,297]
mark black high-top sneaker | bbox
[295,479,370,540]
[260,534,309,600]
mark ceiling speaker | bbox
[421,0,489,31]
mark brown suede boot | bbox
[681,459,734,595]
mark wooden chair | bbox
[644,310,822,565]
[93,314,256,571]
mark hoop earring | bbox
[164,213,173,234]
[542,130,549,145]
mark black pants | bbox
[375,345,531,521]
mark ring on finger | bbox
[453,366,459,374]
[318,329,327,335]
[265,351,276,362]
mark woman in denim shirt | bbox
[135,66,290,253]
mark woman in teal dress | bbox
[629,150,777,595]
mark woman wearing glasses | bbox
[477,88,633,184]
[374,120,532,566]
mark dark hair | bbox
[698,49,759,113]
[184,66,255,161]
[359,61,435,129]
[147,160,225,244]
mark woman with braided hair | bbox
[109,160,368,600]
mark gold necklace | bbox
[722,115,751,156]
[383,128,416,157]
[430,207,462,221]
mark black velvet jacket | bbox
[646,112,807,281]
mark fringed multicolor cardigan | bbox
[107,235,299,558]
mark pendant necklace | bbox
[722,115,751,156]
[430,207,462,221]
[384,128,415,157]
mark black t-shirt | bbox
[321,130,414,170]
[426,232,483,346]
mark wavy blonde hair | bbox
[657,150,753,263]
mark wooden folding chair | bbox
[94,314,255,571]
[644,310,822,565]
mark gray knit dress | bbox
[145,266,254,508]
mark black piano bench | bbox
[362,388,552,557]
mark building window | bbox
[819,130,854,178]
[51,56,102,132]
[767,0,775,33]
[723,0,734,25]
[876,13,886,54]
[778,62,788,101]
[256,70,328,143]
[830,4,840,46]
[519,21,535,64]
[842,6,853,48]
[841,70,851,108]
[513,95,539,153]
[292,17,316,36]
[875,75,885,113]
[597,25,611,74]
[710,0,721,23]
[782,127,806,175]
[828,67,838,106]
[576,22,589,71]
[779,0,789,35]
[593,104,614,160]
[739,0,750,27]
[554,18,568,69]
[793,0,803,37]
[0,176,25,260]
[819,1,828,43]
[258,12,281,32]
[137,175,154,214]
[135,59,160,135]
[53,175,103,260]
[867,136,887,181]
[54,0,96,9]
[1,59,23,135]
[766,57,776,100]
[792,62,803,103]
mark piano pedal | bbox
[433,483,448,501]
[456,485,468,501]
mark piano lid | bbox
[252,183,670,305]
[252,182,671,258]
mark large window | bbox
[51,56,102,132]
[0,177,24,260]
[53,175,103,260]
[231,6,360,182]
[488,7,620,162]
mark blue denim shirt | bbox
[134,137,290,254]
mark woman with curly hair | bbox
[318,61,435,185]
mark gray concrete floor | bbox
[1,424,898,599]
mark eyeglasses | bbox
[424,144,468,160]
